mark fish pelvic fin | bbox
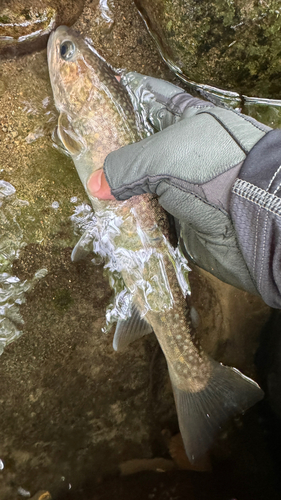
[113,305,153,351]
[71,231,93,262]
[169,359,264,463]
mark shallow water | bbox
[0,0,281,499]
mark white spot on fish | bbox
[51,201,60,209]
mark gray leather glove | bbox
[104,72,272,296]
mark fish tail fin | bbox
[169,360,264,463]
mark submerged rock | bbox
[134,0,281,99]
[0,0,85,57]
[73,0,171,75]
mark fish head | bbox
[47,26,96,165]
[47,26,94,119]
[47,26,141,189]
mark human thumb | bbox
[87,169,115,200]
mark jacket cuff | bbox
[230,129,281,308]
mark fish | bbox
[47,26,264,463]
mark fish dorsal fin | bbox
[71,230,94,262]
[113,305,153,352]
[58,112,83,156]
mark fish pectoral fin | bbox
[169,360,264,464]
[113,305,153,352]
[58,112,84,156]
[71,230,94,262]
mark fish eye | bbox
[60,40,75,60]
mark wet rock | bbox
[0,0,85,57]
[0,244,173,499]
[73,0,173,76]
[134,0,281,99]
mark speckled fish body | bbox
[47,26,263,463]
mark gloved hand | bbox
[88,72,275,299]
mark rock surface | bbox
[0,0,85,57]
[134,0,281,99]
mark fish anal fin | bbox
[113,305,153,351]
[169,360,264,463]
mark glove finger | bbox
[121,72,186,131]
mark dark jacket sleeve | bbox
[230,129,281,308]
